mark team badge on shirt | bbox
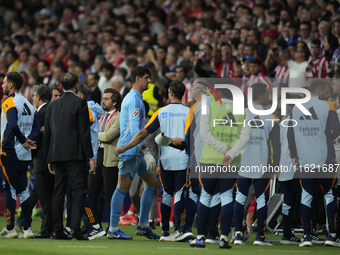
[133,109,139,117]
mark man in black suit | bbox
[31,84,53,238]
[44,72,96,240]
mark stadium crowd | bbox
[1,0,340,249]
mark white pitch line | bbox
[258,250,309,253]
[58,246,107,248]
[158,247,195,250]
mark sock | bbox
[84,196,97,225]
[161,203,172,232]
[221,234,228,241]
[220,202,234,236]
[174,189,185,231]
[256,205,267,236]
[4,189,16,230]
[282,213,292,237]
[92,223,100,229]
[184,196,197,232]
[127,204,135,215]
[300,203,312,235]
[196,202,209,236]
[20,198,32,230]
[208,204,221,235]
[139,223,148,228]
[326,197,337,234]
[233,201,244,232]
[110,188,126,228]
[139,187,156,225]
[109,227,119,233]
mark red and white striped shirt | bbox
[309,55,331,78]
[112,51,124,68]
[274,65,289,86]
[181,78,192,106]
[215,59,236,78]
[243,72,273,95]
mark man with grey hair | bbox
[91,55,107,74]
[111,75,129,99]
[31,85,54,238]
[318,21,329,48]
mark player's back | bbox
[240,104,278,178]
[1,92,35,160]
[158,103,189,170]
[291,96,334,166]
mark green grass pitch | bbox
[0,216,339,255]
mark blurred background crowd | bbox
[1,0,340,111]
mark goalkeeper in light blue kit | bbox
[110,66,159,240]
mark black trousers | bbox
[88,148,118,223]
[52,160,87,232]
[35,170,55,232]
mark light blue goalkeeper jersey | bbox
[117,89,145,161]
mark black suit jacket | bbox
[32,103,48,173]
[43,91,93,163]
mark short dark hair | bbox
[169,81,186,100]
[60,72,79,90]
[78,83,88,98]
[251,83,267,101]
[115,67,128,78]
[131,66,150,84]
[8,50,19,60]
[101,63,115,73]
[51,86,62,95]
[33,84,52,103]
[175,65,187,73]
[249,58,262,65]
[39,60,50,69]
[5,72,23,90]
[311,38,321,47]
[300,21,311,31]
[88,72,100,81]
[245,43,257,52]
[126,58,138,68]
[103,88,122,111]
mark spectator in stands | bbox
[48,63,65,88]
[309,38,332,78]
[87,73,102,105]
[270,41,312,87]
[16,50,30,73]
[37,60,51,85]
[300,22,313,50]
[318,21,330,47]
[98,63,115,94]
[247,29,267,61]
[111,75,129,100]
[244,58,272,94]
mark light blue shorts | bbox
[118,156,149,178]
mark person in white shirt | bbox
[269,41,312,88]
[98,63,115,94]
